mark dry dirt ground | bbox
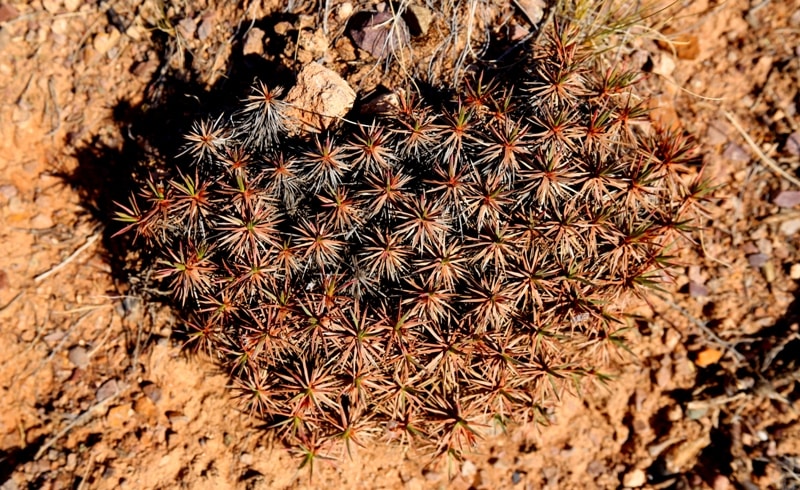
[1,0,799,489]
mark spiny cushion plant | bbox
[115,21,709,464]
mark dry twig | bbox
[724,111,800,188]
[34,232,100,283]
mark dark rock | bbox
[349,10,410,58]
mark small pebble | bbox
[337,2,353,21]
[790,263,800,280]
[133,395,156,418]
[667,405,683,422]
[688,280,708,297]
[713,474,731,490]
[652,54,676,77]
[785,131,800,156]
[586,460,606,476]
[541,466,558,482]
[705,123,728,146]
[43,331,65,345]
[747,253,769,268]
[30,213,54,229]
[780,218,800,236]
[512,470,524,484]
[142,383,162,403]
[722,143,749,163]
[622,468,647,488]
[0,184,18,199]
[177,17,196,39]
[404,5,432,36]
[65,453,77,471]
[166,410,188,424]
[93,28,121,55]
[461,460,477,478]
[423,469,440,482]
[242,27,265,56]
[198,12,215,40]
[240,453,254,465]
[515,0,545,25]
[42,0,60,14]
[773,190,800,208]
[106,403,132,429]
[67,345,89,368]
[95,379,119,402]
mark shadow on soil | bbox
[64,13,298,290]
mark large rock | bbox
[284,62,356,133]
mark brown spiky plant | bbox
[115,14,710,473]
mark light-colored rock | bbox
[515,0,545,25]
[67,345,89,368]
[406,5,433,36]
[622,468,646,488]
[284,62,356,132]
[95,378,119,402]
[63,0,81,12]
[780,218,800,236]
[337,2,353,21]
[242,27,265,56]
[297,28,328,61]
[125,24,145,41]
[93,28,121,55]
[106,403,132,429]
[177,17,197,40]
[42,0,61,14]
[51,18,70,36]
[652,53,676,77]
[461,460,477,478]
[198,12,215,41]
[133,395,157,419]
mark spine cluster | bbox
[116,22,707,462]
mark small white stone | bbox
[93,29,121,55]
[337,2,353,21]
[622,468,647,488]
[780,218,800,236]
[515,0,546,25]
[461,460,477,478]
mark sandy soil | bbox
[0,0,799,489]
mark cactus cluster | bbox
[116,21,707,463]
